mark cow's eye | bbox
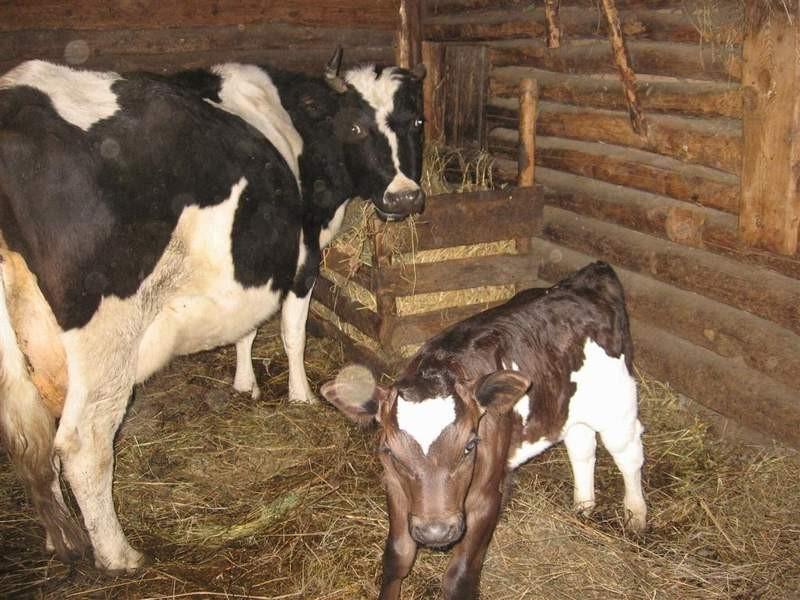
[412,117,424,129]
[464,438,479,455]
[350,123,364,137]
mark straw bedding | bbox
[0,320,798,599]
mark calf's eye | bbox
[464,438,479,455]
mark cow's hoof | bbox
[573,500,596,518]
[96,548,150,575]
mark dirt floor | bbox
[1,320,798,599]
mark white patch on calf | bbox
[0,60,120,131]
[507,436,552,470]
[210,64,303,188]
[345,66,419,194]
[396,394,456,455]
[502,360,530,423]
[564,339,638,439]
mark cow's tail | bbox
[0,267,88,562]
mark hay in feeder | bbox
[1,321,798,599]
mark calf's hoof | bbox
[95,548,151,575]
[573,500,596,518]
[624,508,647,534]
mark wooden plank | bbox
[532,238,800,391]
[487,102,742,174]
[632,319,800,449]
[383,187,544,253]
[312,276,380,340]
[442,44,489,148]
[378,252,540,296]
[307,309,392,377]
[421,41,446,143]
[541,206,800,335]
[490,68,742,119]
[424,6,743,45]
[739,8,800,255]
[491,135,740,214]
[426,0,731,14]
[489,39,741,82]
[493,163,800,280]
[0,0,400,32]
[389,300,508,348]
[398,0,423,68]
[0,23,394,66]
[0,46,395,77]
[321,246,373,291]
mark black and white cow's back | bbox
[0,53,424,571]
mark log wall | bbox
[0,0,400,75]
[422,0,800,448]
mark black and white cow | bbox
[0,50,425,572]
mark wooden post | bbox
[600,0,647,136]
[739,1,800,256]
[544,0,561,49]
[422,41,445,144]
[397,0,422,69]
[517,78,538,187]
[371,219,398,354]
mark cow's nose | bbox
[409,513,465,547]
[379,188,425,220]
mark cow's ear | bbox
[320,369,390,426]
[462,370,530,417]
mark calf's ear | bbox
[468,370,531,416]
[320,366,391,426]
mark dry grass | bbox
[1,322,798,599]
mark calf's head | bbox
[324,48,426,220]
[321,365,530,548]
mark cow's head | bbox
[324,48,426,221]
[321,364,530,548]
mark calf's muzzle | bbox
[409,513,465,548]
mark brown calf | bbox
[322,262,647,600]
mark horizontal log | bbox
[312,275,380,340]
[489,39,741,81]
[531,238,800,391]
[487,101,742,174]
[0,23,394,66]
[490,68,743,119]
[388,300,508,348]
[492,136,740,214]
[379,187,544,254]
[632,319,800,449]
[424,6,743,44]
[426,0,725,14]
[492,162,800,280]
[378,252,540,296]
[540,207,800,335]
[0,46,395,78]
[0,1,400,32]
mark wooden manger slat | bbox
[313,275,380,340]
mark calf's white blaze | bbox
[0,60,120,131]
[396,394,456,455]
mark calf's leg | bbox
[563,422,597,516]
[380,490,418,600]
[600,418,647,532]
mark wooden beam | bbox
[421,41,446,143]
[544,0,561,49]
[517,78,538,187]
[739,3,800,255]
[397,0,423,68]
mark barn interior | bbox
[0,1,799,599]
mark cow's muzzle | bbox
[375,188,425,222]
[409,513,465,548]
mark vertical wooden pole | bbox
[422,41,445,144]
[600,0,647,136]
[371,219,398,356]
[544,0,561,49]
[397,0,423,69]
[517,78,538,188]
[740,1,800,255]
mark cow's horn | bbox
[325,47,348,94]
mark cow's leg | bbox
[55,333,145,573]
[233,329,261,399]
[442,477,505,600]
[563,423,598,516]
[600,418,647,532]
[281,288,315,403]
[380,485,417,600]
